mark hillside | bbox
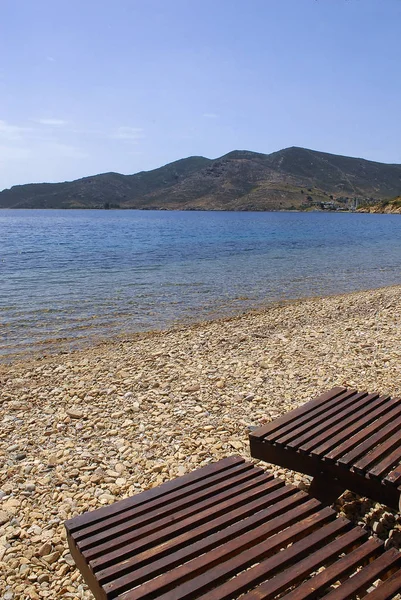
[359,196,401,214]
[1,147,401,210]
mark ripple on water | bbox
[1,209,401,360]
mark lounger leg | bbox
[308,474,346,505]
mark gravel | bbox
[1,284,401,598]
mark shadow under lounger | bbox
[250,386,401,511]
[65,456,401,600]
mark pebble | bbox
[43,551,61,564]
[184,383,200,392]
[38,542,52,557]
[0,510,9,525]
[1,285,401,598]
[66,408,85,419]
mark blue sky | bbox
[1,0,400,190]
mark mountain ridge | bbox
[1,146,401,210]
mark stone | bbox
[63,553,75,566]
[1,285,401,597]
[152,464,165,473]
[38,542,52,557]
[183,383,200,392]
[0,544,6,561]
[66,408,84,419]
[229,440,243,450]
[42,551,61,564]
[372,521,385,535]
[0,510,9,526]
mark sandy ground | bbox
[1,285,401,599]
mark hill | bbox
[359,196,401,214]
[1,147,401,210]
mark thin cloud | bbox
[203,113,219,119]
[34,118,67,126]
[111,127,145,141]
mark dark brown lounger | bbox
[66,456,401,599]
[250,386,401,510]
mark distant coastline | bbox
[1,146,401,211]
[1,205,400,214]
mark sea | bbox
[1,209,401,361]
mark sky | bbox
[1,0,401,190]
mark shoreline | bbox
[2,282,401,368]
[1,284,401,597]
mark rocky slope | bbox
[359,196,401,214]
[1,147,401,210]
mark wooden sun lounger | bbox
[65,456,401,600]
[250,386,401,510]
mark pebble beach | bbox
[1,284,401,599]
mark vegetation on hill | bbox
[358,196,401,214]
[1,147,400,210]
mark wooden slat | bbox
[269,389,360,446]
[101,495,320,597]
[319,397,400,461]
[250,387,347,441]
[66,455,245,533]
[353,429,401,474]
[98,489,309,585]
[204,525,367,600]
[307,394,392,457]
[363,568,401,600]
[66,455,401,600]
[282,392,376,450]
[298,393,385,454]
[338,410,401,468]
[119,507,340,600]
[278,537,383,600]
[75,461,257,543]
[369,448,401,479]
[91,476,292,573]
[384,466,401,487]
[319,548,401,600]
[84,479,282,566]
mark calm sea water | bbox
[1,209,401,360]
